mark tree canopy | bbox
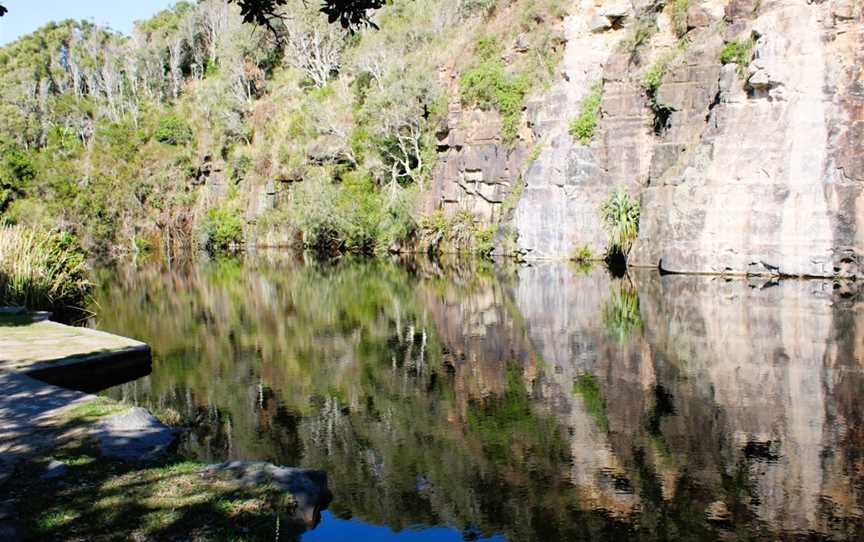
[0,2,385,30]
[229,0,387,32]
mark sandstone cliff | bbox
[430,0,863,277]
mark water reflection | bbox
[90,253,864,541]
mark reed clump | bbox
[0,225,90,314]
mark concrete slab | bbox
[0,315,150,374]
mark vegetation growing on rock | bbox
[460,38,532,146]
[720,38,754,77]
[599,189,640,259]
[669,0,692,38]
[569,81,604,145]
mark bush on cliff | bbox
[0,226,90,313]
[720,39,753,78]
[599,189,640,259]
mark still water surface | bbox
[90,253,864,541]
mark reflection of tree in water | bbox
[92,257,864,541]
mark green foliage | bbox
[289,171,416,254]
[641,39,688,96]
[474,226,496,257]
[720,39,753,78]
[572,373,609,432]
[460,39,532,145]
[0,226,90,314]
[154,115,193,146]
[670,0,692,37]
[525,143,545,166]
[570,244,594,263]
[640,42,687,133]
[599,189,640,257]
[500,176,526,218]
[601,283,642,343]
[641,59,667,97]
[0,142,35,214]
[569,82,603,145]
[200,204,245,252]
[720,39,753,65]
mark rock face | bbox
[430,0,863,276]
[429,69,529,223]
[514,0,643,259]
[632,0,864,276]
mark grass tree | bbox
[599,189,640,259]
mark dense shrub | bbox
[569,82,603,145]
[599,189,640,258]
[154,115,193,145]
[418,208,494,257]
[0,226,90,314]
[289,172,416,254]
[200,205,245,252]
[0,143,35,214]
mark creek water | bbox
[90,252,864,541]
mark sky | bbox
[0,0,178,45]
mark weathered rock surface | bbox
[632,0,864,276]
[514,0,643,259]
[429,0,863,276]
[91,407,177,462]
[428,71,529,223]
[201,461,331,526]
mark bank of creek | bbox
[3,252,864,541]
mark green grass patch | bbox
[9,454,305,542]
[65,397,130,423]
[569,82,603,145]
[570,244,595,264]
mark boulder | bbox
[91,407,177,462]
[201,461,332,526]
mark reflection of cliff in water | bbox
[94,255,864,540]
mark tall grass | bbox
[0,226,90,314]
